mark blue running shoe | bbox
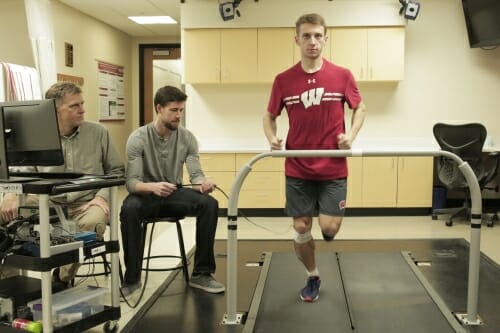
[300,276,321,302]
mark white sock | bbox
[307,268,319,277]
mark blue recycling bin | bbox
[432,186,447,210]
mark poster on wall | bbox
[97,60,125,121]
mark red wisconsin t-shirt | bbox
[267,59,361,180]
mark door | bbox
[140,44,181,126]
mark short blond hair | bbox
[295,13,327,36]
[45,82,82,107]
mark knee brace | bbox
[294,230,313,244]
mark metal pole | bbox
[110,186,120,309]
[39,194,54,333]
[458,162,483,324]
[223,149,482,326]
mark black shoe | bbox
[120,281,142,298]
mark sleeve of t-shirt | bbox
[125,132,145,193]
[344,70,362,110]
[185,133,205,185]
[267,76,284,116]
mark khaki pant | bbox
[58,202,108,282]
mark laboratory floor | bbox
[81,215,500,333]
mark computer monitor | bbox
[0,99,63,169]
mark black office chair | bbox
[432,123,499,227]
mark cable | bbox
[181,183,292,236]
[120,222,156,308]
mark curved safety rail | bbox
[223,149,483,327]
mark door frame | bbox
[139,43,181,125]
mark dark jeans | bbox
[120,188,219,284]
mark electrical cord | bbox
[120,221,156,308]
[183,183,292,236]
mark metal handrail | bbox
[224,149,482,326]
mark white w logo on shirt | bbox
[301,88,324,108]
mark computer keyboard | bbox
[22,239,83,256]
[48,240,84,255]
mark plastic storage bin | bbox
[432,186,447,210]
[27,285,107,328]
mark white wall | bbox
[0,0,34,67]
[152,59,183,123]
[50,1,133,160]
[182,0,500,149]
[181,0,405,28]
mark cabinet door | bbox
[199,153,235,172]
[362,157,398,207]
[235,154,284,172]
[346,157,363,207]
[236,153,285,208]
[330,28,367,80]
[221,29,257,83]
[239,172,285,208]
[258,28,295,83]
[185,153,236,208]
[397,157,433,207]
[205,171,235,208]
[184,29,220,83]
[331,27,404,81]
[368,28,405,81]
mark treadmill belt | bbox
[246,252,461,333]
[247,252,352,333]
[339,252,458,333]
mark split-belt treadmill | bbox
[244,251,464,333]
[222,149,485,332]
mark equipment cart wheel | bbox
[487,214,498,227]
[445,219,453,227]
[104,321,119,333]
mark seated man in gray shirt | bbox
[120,85,224,296]
[0,81,124,283]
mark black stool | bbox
[141,216,189,283]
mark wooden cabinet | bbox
[397,157,433,207]
[185,153,431,209]
[355,156,433,208]
[185,25,401,84]
[258,28,296,82]
[221,29,257,83]
[183,29,257,83]
[330,27,405,81]
[346,157,363,207]
[362,157,398,207]
[236,154,285,208]
[183,153,235,208]
[184,29,220,83]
